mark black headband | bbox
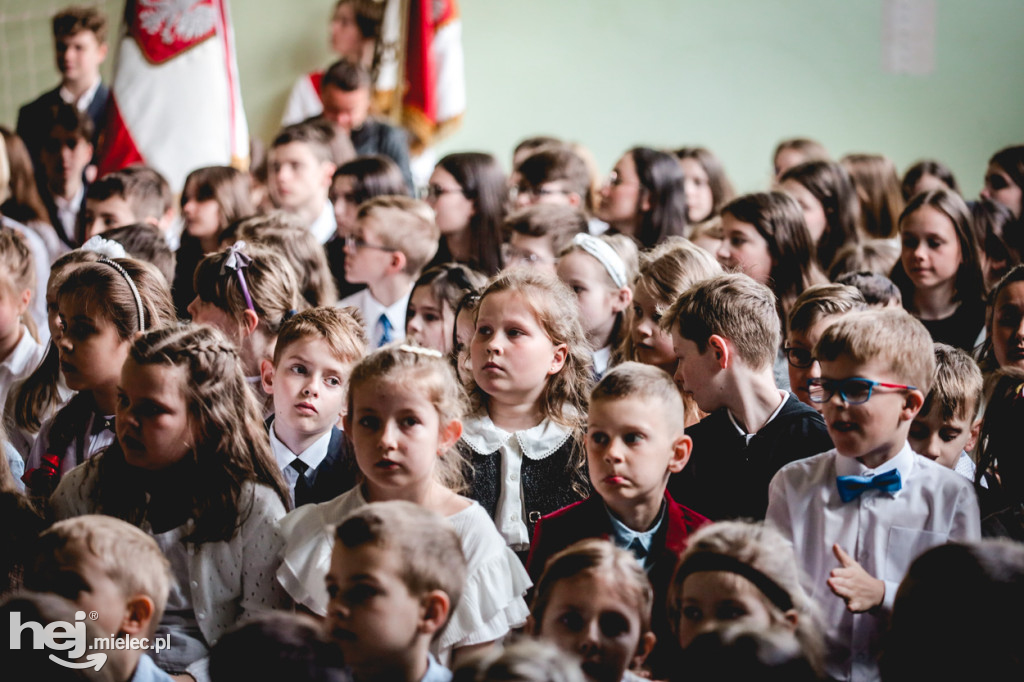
[677,552,795,612]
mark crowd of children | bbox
[3,4,1024,682]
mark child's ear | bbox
[965,417,983,453]
[438,418,463,454]
[667,433,692,474]
[707,334,731,369]
[259,358,276,394]
[638,188,651,213]
[631,631,657,671]
[548,343,569,375]
[389,250,408,275]
[121,595,155,637]
[900,388,926,421]
[17,288,31,315]
[781,608,800,632]
[610,286,633,314]
[566,192,583,208]
[241,309,260,337]
[418,589,451,636]
[321,161,337,189]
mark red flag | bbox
[97,0,248,191]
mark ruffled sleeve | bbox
[436,503,532,655]
[276,488,366,615]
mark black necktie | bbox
[290,459,312,506]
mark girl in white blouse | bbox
[277,344,531,668]
[51,324,291,681]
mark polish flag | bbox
[97,0,248,192]
[377,0,465,154]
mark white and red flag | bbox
[97,0,248,191]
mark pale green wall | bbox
[3,1,1022,196]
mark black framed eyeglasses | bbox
[807,377,917,405]
[343,236,399,252]
[418,184,466,201]
[783,346,815,369]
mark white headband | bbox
[572,233,628,288]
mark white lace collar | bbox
[461,412,572,461]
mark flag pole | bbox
[389,0,410,126]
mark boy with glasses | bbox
[767,308,980,682]
[338,196,438,349]
[784,283,867,409]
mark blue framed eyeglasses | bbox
[807,377,917,405]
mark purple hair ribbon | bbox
[221,241,256,313]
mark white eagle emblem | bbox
[139,0,217,45]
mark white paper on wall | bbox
[882,0,937,75]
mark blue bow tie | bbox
[836,468,902,503]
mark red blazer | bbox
[526,491,710,678]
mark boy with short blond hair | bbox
[766,309,980,682]
[26,515,174,682]
[663,273,832,521]
[326,500,467,682]
[784,283,867,409]
[527,362,709,678]
[908,343,984,480]
[268,122,339,244]
[260,306,366,507]
[338,196,439,349]
[502,204,587,273]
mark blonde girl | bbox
[460,269,593,551]
[891,189,985,351]
[6,249,100,457]
[24,257,175,496]
[556,233,638,379]
[50,323,291,679]
[667,521,824,677]
[406,262,487,355]
[529,539,656,682]
[841,153,905,241]
[625,238,721,425]
[277,345,531,666]
[188,242,306,380]
[0,230,44,413]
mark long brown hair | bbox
[94,324,289,543]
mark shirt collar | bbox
[602,499,667,561]
[461,412,572,460]
[593,345,612,377]
[269,422,334,473]
[727,390,789,437]
[362,288,412,335]
[834,440,916,484]
[59,78,102,111]
[420,654,451,682]
[0,328,41,374]
[309,199,337,245]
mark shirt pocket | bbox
[884,526,947,583]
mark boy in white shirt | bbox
[766,308,980,682]
[337,196,439,349]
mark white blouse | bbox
[276,486,531,664]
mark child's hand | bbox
[828,543,885,613]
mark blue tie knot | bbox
[378,313,393,346]
[836,468,902,503]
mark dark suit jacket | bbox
[16,82,110,165]
[526,491,710,679]
[38,182,87,249]
[267,422,360,507]
[350,118,414,192]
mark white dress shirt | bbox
[337,287,411,350]
[460,414,573,551]
[0,326,46,411]
[269,422,333,507]
[59,77,102,112]
[54,184,85,243]
[309,199,337,245]
[766,442,980,682]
